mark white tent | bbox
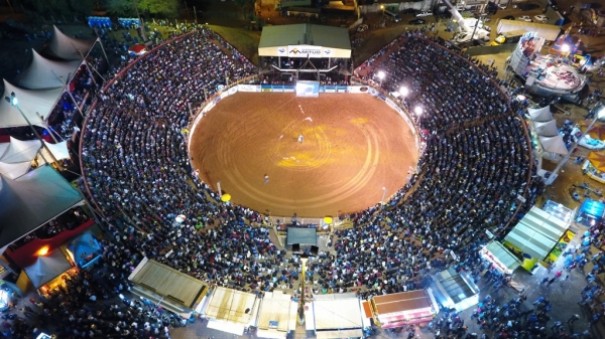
[23,249,73,289]
[0,161,31,179]
[0,137,41,163]
[18,49,81,90]
[0,143,8,159]
[528,106,553,122]
[36,140,70,164]
[49,25,94,61]
[0,79,62,128]
[534,120,559,137]
[0,165,83,248]
[539,135,568,155]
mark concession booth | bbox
[366,289,439,328]
[431,267,480,312]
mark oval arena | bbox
[74,26,539,334]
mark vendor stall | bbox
[503,205,571,272]
[480,241,521,275]
[576,199,605,227]
[368,289,438,328]
[583,152,605,184]
[431,267,479,312]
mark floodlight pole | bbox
[297,256,308,325]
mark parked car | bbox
[517,15,532,22]
[409,18,426,25]
[534,14,548,23]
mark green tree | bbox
[105,0,179,18]
[105,0,137,17]
[138,0,180,18]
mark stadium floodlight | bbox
[376,71,386,87]
[399,86,409,97]
[598,106,605,120]
[414,105,424,116]
[4,92,17,106]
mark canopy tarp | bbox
[17,49,80,90]
[539,135,568,155]
[0,165,83,248]
[0,137,41,163]
[23,249,72,289]
[37,140,70,164]
[0,79,62,128]
[129,258,209,310]
[5,219,94,269]
[588,151,605,171]
[313,293,363,335]
[481,241,521,274]
[528,106,553,122]
[67,230,103,269]
[533,120,558,137]
[49,25,94,61]
[259,24,351,59]
[256,291,295,334]
[504,206,569,260]
[431,268,479,308]
[205,286,257,324]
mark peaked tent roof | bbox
[0,142,8,159]
[23,249,72,289]
[0,79,62,128]
[0,161,31,179]
[539,135,568,155]
[49,25,95,61]
[37,140,70,164]
[534,120,558,137]
[528,106,553,122]
[0,165,83,248]
[0,137,41,163]
[17,49,80,90]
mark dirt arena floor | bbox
[188,92,419,218]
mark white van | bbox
[384,10,402,23]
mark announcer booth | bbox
[431,267,480,312]
[258,24,351,82]
[367,289,439,328]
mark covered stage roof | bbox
[258,24,351,59]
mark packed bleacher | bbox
[1,25,550,337]
[79,29,540,296]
